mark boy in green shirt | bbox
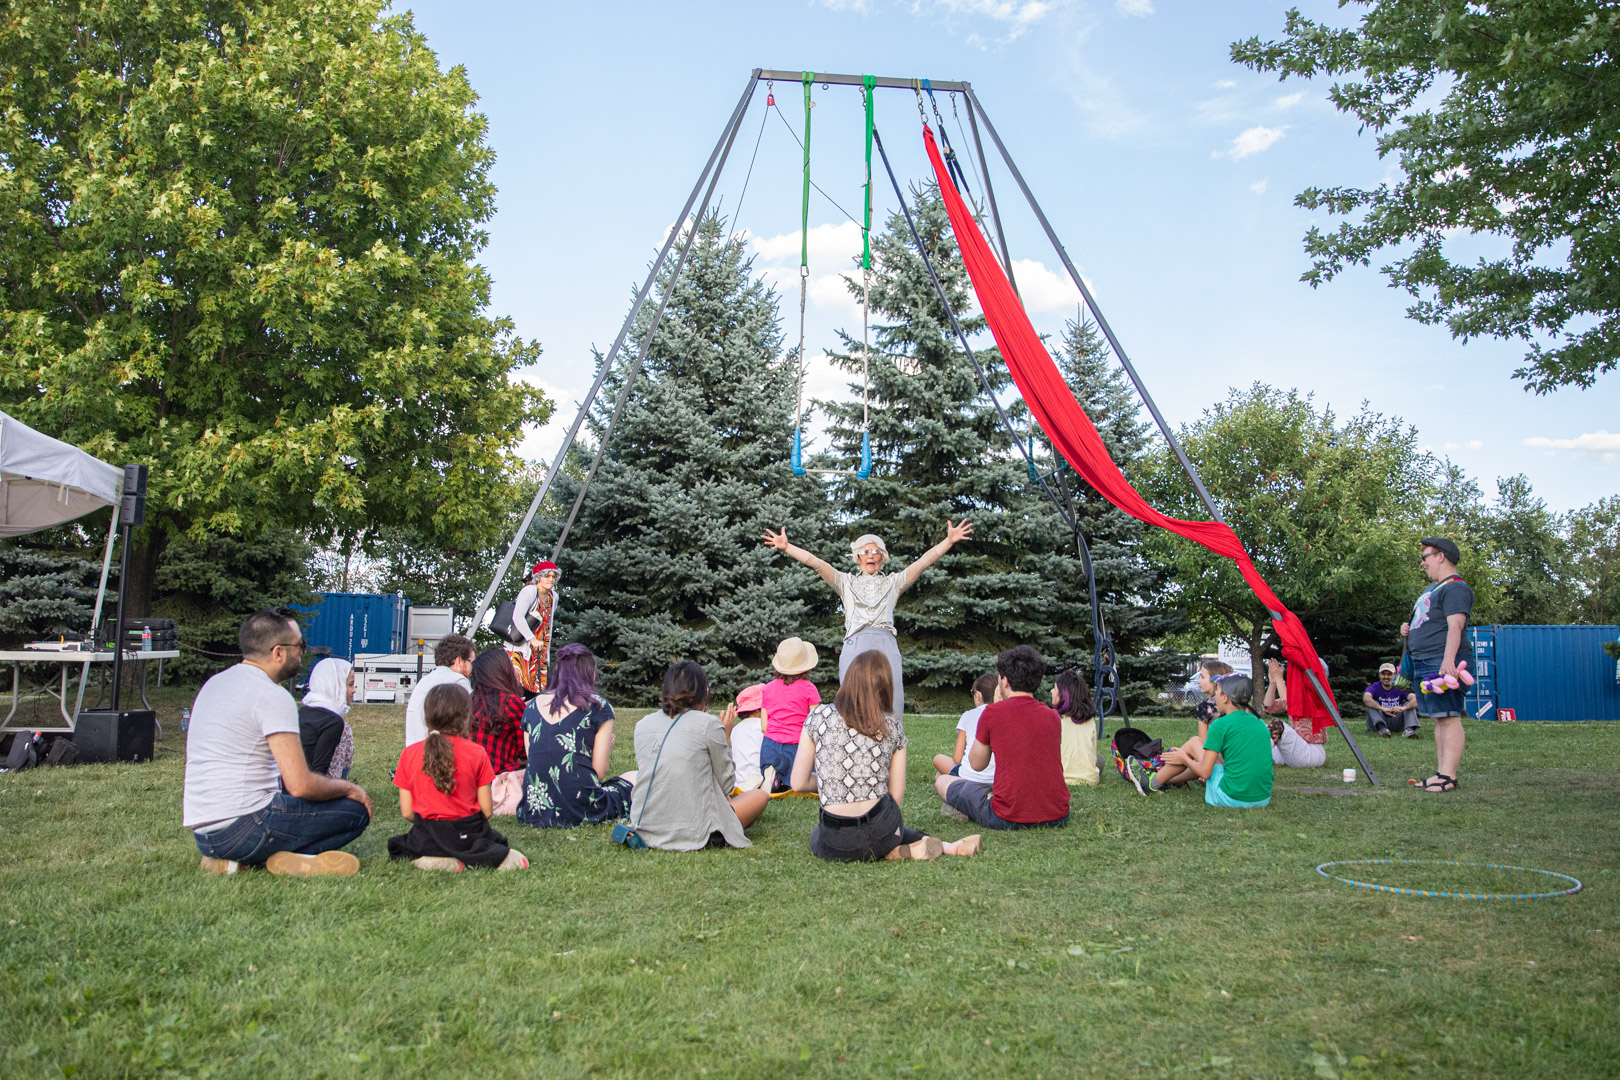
[1162,673,1272,809]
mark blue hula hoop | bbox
[1315,858,1582,900]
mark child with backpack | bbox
[389,683,529,871]
[1160,673,1272,809]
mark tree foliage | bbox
[0,0,548,612]
[535,215,834,700]
[1566,495,1620,624]
[0,522,106,645]
[1233,2,1620,391]
[1141,384,1437,696]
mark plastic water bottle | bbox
[180,706,191,733]
[141,627,152,652]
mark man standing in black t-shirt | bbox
[1400,537,1474,792]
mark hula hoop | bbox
[1315,858,1582,900]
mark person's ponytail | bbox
[421,683,472,795]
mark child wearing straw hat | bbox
[759,637,822,793]
[761,521,974,716]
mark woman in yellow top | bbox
[1050,667,1099,786]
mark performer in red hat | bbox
[505,561,560,695]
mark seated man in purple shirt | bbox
[1363,662,1419,738]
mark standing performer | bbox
[761,521,973,716]
[506,561,560,696]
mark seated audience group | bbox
[187,604,1345,876]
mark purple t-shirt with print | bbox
[1365,682,1409,710]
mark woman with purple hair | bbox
[515,644,637,828]
[1049,667,1099,786]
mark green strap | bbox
[801,72,814,269]
[862,75,875,270]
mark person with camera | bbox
[501,560,560,695]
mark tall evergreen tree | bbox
[534,215,834,702]
[816,188,1094,707]
[1039,315,1187,704]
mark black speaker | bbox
[73,709,157,763]
[120,464,149,527]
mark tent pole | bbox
[468,70,761,635]
[70,502,121,730]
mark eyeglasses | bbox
[1418,551,1441,564]
[275,639,307,651]
[856,548,883,558]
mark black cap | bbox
[1420,537,1461,566]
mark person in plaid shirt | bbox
[470,648,528,813]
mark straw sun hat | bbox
[771,637,819,676]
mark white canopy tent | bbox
[0,411,123,639]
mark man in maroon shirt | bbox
[935,645,1070,829]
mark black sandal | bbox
[1408,773,1458,792]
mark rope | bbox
[769,100,861,226]
[861,79,874,436]
[727,84,772,235]
[1316,859,1583,901]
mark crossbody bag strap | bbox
[631,710,687,832]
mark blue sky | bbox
[402,0,1614,513]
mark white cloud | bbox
[1250,179,1268,194]
[1214,79,1237,89]
[1442,440,1484,451]
[1522,430,1620,461]
[1213,125,1287,160]
[1116,0,1154,15]
[906,0,1071,45]
[1273,91,1304,108]
[1009,258,1088,313]
[750,222,865,267]
[1063,60,1154,140]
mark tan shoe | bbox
[497,849,529,872]
[198,856,240,875]
[410,856,465,873]
[898,836,944,861]
[265,850,360,877]
[757,765,777,793]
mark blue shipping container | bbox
[294,592,409,660]
[1463,624,1620,722]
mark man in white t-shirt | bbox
[184,609,373,875]
[403,634,475,747]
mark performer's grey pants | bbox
[839,628,904,716]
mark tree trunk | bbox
[124,531,169,618]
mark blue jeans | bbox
[759,736,799,787]
[192,792,371,864]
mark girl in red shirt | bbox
[388,684,528,872]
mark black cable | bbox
[728,97,771,233]
[770,100,862,227]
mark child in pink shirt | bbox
[759,637,821,793]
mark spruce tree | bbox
[533,215,835,702]
[0,523,104,645]
[816,188,1095,707]
[1042,315,1187,706]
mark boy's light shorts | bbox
[1204,763,1270,809]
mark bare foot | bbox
[944,834,981,856]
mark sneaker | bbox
[940,800,970,822]
[265,850,361,877]
[1403,728,1419,738]
[411,856,465,873]
[1376,721,1392,738]
[1125,757,1155,796]
[199,856,240,875]
[497,849,529,872]
[757,765,777,793]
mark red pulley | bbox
[767,93,774,106]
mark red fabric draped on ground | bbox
[920,126,1337,730]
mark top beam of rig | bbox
[756,69,970,93]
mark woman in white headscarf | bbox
[761,521,973,716]
[299,657,356,778]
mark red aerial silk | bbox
[921,126,1338,731]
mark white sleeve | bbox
[513,585,540,642]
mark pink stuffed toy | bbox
[1420,661,1476,694]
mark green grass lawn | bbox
[2,687,1616,1079]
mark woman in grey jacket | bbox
[629,661,771,851]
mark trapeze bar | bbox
[755,69,970,93]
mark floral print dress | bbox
[515,695,633,827]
